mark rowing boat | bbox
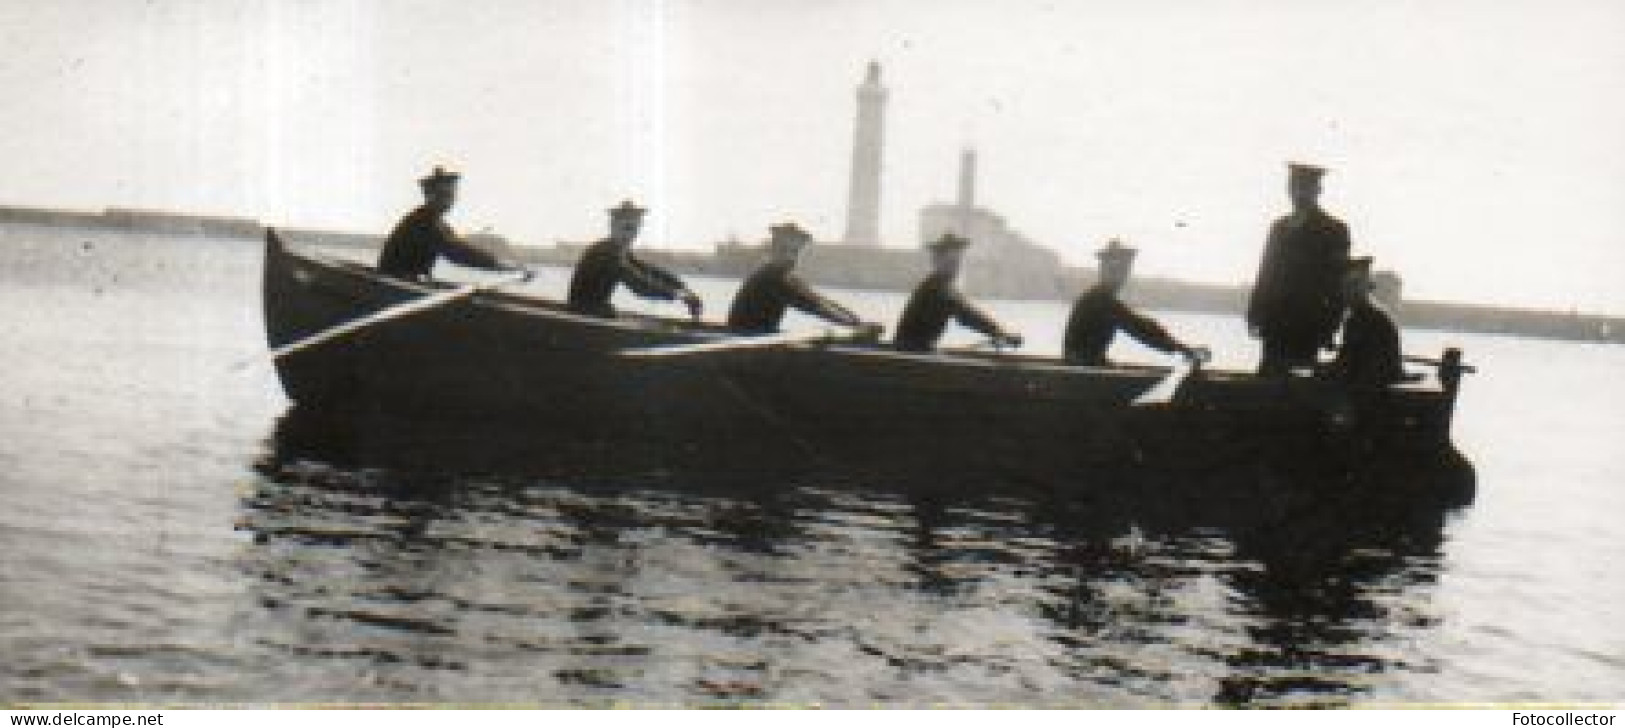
[260,230,1474,499]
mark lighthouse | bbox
[841,62,887,246]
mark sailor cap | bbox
[1287,162,1327,182]
[418,166,460,189]
[609,200,647,219]
[1096,238,1138,263]
[926,232,971,251]
[769,222,813,246]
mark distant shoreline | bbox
[2,202,1619,345]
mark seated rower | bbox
[727,222,881,336]
[567,200,704,319]
[1063,239,1205,367]
[1325,256,1413,389]
[377,166,531,282]
[894,233,1022,353]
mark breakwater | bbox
[2,202,1618,344]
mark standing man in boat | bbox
[726,222,882,336]
[1246,162,1352,376]
[567,200,704,319]
[377,166,532,281]
[1063,239,1207,367]
[893,233,1022,352]
[1324,256,1411,390]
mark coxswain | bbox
[893,233,1021,352]
[726,222,881,336]
[1063,239,1205,367]
[1325,256,1413,390]
[376,166,531,281]
[566,200,704,319]
[1246,162,1352,375]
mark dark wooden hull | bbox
[261,231,1474,501]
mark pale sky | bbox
[2,0,1623,313]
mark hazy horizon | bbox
[2,0,1622,315]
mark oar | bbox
[939,338,1001,355]
[618,327,851,359]
[233,273,528,371]
[1130,347,1213,406]
[1402,354,1477,373]
[1131,359,1193,406]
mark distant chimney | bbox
[958,148,977,209]
[954,148,978,238]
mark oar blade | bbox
[1131,360,1193,407]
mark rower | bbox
[1324,256,1414,389]
[1063,239,1205,367]
[566,200,704,319]
[893,233,1022,353]
[726,222,882,336]
[377,166,532,282]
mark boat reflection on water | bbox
[239,406,1475,705]
[1210,496,1458,706]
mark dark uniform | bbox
[1063,286,1185,366]
[566,240,691,317]
[1247,209,1351,373]
[726,262,862,334]
[377,205,507,279]
[1328,299,1406,390]
[894,272,1008,352]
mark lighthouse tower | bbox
[842,62,887,246]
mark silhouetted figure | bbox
[1247,163,1351,375]
[1326,257,1411,390]
[726,222,878,335]
[377,166,530,281]
[567,200,703,319]
[1064,239,1205,367]
[894,233,1021,352]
